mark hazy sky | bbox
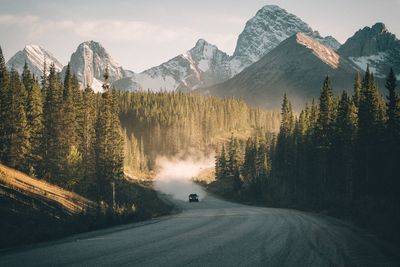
[1,0,399,72]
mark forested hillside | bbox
[214,68,400,244]
[0,45,123,206]
[0,45,280,204]
[118,91,280,173]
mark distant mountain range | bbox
[196,33,357,110]
[6,5,400,108]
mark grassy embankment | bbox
[0,164,172,249]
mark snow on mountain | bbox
[230,5,341,75]
[111,5,342,92]
[6,45,63,78]
[196,33,355,110]
[113,39,231,92]
[66,41,131,92]
[338,23,400,78]
[348,52,389,76]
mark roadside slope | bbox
[0,164,97,248]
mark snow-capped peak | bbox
[66,40,128,92]
[230,5,341,75]
[6,44,63,78]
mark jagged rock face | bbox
[339,23,400,57]
[113,5,341,92]
[115,39,231,92]
[230,5,341,75]
[6,45,63,78]
[66,41,129,92]
[187,39,232,88]
[338,23,400,78]
[197,33,356,111]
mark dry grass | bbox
[0,164,96,215]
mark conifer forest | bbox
[214,68,400,244]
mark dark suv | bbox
[189,193,199,202]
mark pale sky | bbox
[1,0,399,72]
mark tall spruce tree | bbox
[273,94,295,202]
[95,68,124,205]
[22,63,44,176]
[42,63,63,182]
[385,68,400,143]
[4,69,30,170]
[0,46,10,162]
[59,64,81,188]
[384,68,400,196]
[356,67,386,197]
[353,72,362,110]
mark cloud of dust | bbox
[153,156,214,201]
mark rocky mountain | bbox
[338,23,400,78]
[197,33,357,111]
[66,41,132,92]
[113,39,231,92]
[230,5,341,75]
[6,45,63,79]
[114,5,341,92]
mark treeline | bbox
[117,91,280,172]
[215,68,400,242]
[0,47,123,205]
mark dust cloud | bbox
[153,156,214,201]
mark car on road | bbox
[189,194,199,202]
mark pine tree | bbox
[385,68,400,143]
[272,94,295,202]
[42,63,63,182]
[95,68,124,205]
[356,67,386,197]
[22,63,44,176]
[215,144,227,180]
[384,68,400,196]
[80,86,97,188]
[4,69,30,169]
[227,135,242,192]
[332,91,357,198]
[0,45,10,162]
[58,64,81,188]
[316,76,334,146]
[353,72,362,109]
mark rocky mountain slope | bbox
[338,22,400,79]
[6,5,342,93]
[197,33,358,111]
[114,39,231,92]
[6,45,63,79]
[114,5,340,92]
[65,40,132,92]
[230,5,341,75]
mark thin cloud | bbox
[0,14,186,43]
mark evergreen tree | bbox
[215,144,227,180]
[42,63,63,182]
[80,86,97,195]
[353,72,362,109]
[22,63,44,176]
[356,67,386,197]
[331,91,357,199]
[316,76,334,145]
[385,68,400,143]
[384,68,400,196]
[59,64,80,188]
[0,46,10,162]
[95,68,124,205]
[4,69,30,169]
[272,94,295,203]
